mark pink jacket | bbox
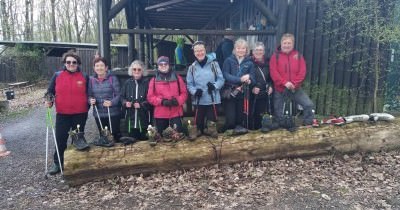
[147,73,187,119]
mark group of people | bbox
[45,33,316,175]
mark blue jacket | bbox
[88,73,121,118]
[222,54,255,87]
[186,59,225,105]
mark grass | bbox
[0,108,32,124]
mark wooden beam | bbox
[110,28,276,35]
[64,120,400,186]
[251,0,278,26]
[145,0,186,11]
[97,0,111,64]
[108,0,129,21]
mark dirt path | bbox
[0,90,399,209]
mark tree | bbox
[323,0,400,112]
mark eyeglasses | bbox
[133,68,142,72]
[158,63,168,67]
[66,61,78,65]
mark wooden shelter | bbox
[97,0,395,115]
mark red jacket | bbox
[147,72,187,119]
[269,48,306,93]
[54,71,88,114]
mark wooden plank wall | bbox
[240,0,388,115]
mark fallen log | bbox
[64,120,400,186]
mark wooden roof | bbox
[138,0,237,29]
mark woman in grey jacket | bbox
[186,41,225,138]
[88,57,121,141]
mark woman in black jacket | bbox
[121,60,151,140]
[250,42,273,130]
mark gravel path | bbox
[0,90,399,210]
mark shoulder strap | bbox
[176,73,181,94]
[210,61,218,82]
[188,63,196,86]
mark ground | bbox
[0,88,399,210]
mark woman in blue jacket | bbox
[186,41,225,138]
[88,57,121,142]
[221,38,255,134]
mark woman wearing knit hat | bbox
[147,56,188,142]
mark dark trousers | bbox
[195,105,217,131]
[54,112,88,167]
[223,97,244,130]
[273,89,315,125]
[249,95,273,130]
[155,117,183,135]
[94,115,121,141]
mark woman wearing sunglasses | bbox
[88,57,121,145]
[147,56,188,140]
[45,51,90,175]
[121,60,151,141]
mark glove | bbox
[194,89,203,97]
[161,99,172,107]
[170,97,179,106]
[207,82,216,93]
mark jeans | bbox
[273,88,315,125]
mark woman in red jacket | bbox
[147,56,188,137]
[269,33,315,127]
[45,52,89,175]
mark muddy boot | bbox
[203,121,218,138]
[70,131,90,151]
[233,125,248,135]
[147,125,161,147]
[48,163,61,175]
[92,134,114,147]
[187,124,200,141]
[119,137,137,145]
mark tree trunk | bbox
[0,0,11,40]
[64,120,400,186]
[50,0,57,42]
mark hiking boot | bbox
[233,125,248,135]
[203,121,218,138]
[70,131,90,151]
[119,137,136,145]
[187,125,200,141]
[93,135,114,147]
[48,164,61,175]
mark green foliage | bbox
[321,0,400,112]
[4,44,45,82]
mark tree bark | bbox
[50,0,57,42]
[0,0,10,40]
[64,120,400,186]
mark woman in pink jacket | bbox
[147,56,188,135]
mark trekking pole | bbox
[251,93,257,129]
[107,106,112,134]
[47,107,64,177]
[194,95,200,126]
[208,89,218,121]
[243,83,249,129]
[93,104,104,130]
[45,108,50,179]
